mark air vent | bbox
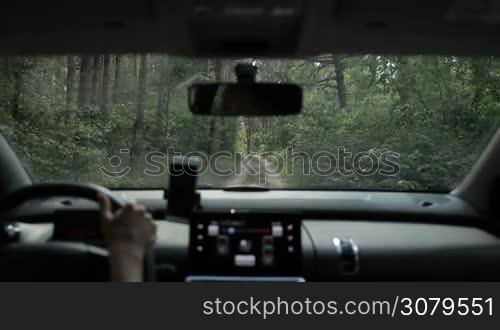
[333,237,359,276]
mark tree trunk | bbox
[156,56,169,119]
[135,55,148,132]
[368,55,378,86]
[100,55,111,112]
[156,56,172,149]
[10,58,35,122]
[1,57,9,77]
[130,54,148,168]
[133,56,138,80]
[78,56,93,110]
[333,56,347,111]
[164,88,171,137]
[469,58,489,114]
[11,64,23,121]
[91,55,102,106]
[207,59,234,154]
[206,59,218,154]
[1,58,11,113]
[65,56,76,119]
[245,118,253,154]
[112,55,121,103]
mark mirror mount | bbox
[235,63,257,84]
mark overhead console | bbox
[188,0,304,56]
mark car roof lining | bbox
[1,0,500,57]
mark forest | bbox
[0,54,499,191]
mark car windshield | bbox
[1,54,499,191]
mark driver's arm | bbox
[97,193,157,282]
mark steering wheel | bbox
[0,183,155,281]
[0,183,127,212]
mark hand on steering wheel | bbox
[97,193,157,282]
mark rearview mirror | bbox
[188,63,302,116]
[188,83,302,116]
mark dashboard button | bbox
[263,235,274,246]
[263,245,274,254]
[272,223,283,237]
[239,239,252,253]
[208,224,219,236]
[262,254,274,266]
[235,254,256,267]
[216,235,229,255]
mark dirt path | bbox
[225,156,284,188]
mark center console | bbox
[166,157,303,281]
[187,215,303,280]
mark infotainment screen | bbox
[189,217,302,276]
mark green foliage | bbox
[1,55,499,191]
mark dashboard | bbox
[154,219,500,282]
[2,189,500,281]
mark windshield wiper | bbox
[222,185,270,192]
[196,184,215,189]
[195,184,270,191]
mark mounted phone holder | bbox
[166,156,201,218]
